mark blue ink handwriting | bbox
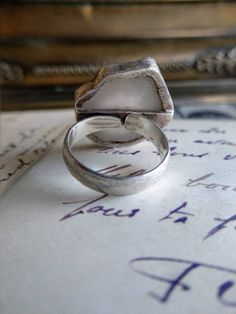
[199,127,226,134]
[97,147,141,156]
[153,146,209,158]
[164,128,188,133]
[159,202,193,224]
[130,256,236,307]
[61,193,140,221]
[194,139,236,147]
[186,173,236,192]
[204,214,236,240]
[224,154,236,161]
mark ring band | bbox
[63,57,173,195]
[63,113,169,195]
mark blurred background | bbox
[1,0,236,119]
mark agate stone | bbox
[75,57,174,144]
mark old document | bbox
[0,110,73,195]
[0,114,236,314]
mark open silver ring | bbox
[63,114,169,195]
[63,57,174,195]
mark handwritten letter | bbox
[0,110,73,195]
[0,114,236,314]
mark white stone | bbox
[83,76,162,112]
[75,58,174,145]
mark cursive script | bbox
[61,194,140,221]
[194,139,236,147]
[130,256,236,307]
[186,173,236,192]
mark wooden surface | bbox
[1,3,236,40]
[1,1,235,109]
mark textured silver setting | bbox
[63,58,173,195]
[75,57,174,145]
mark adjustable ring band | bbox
[63,57,173,195]
[63,113,169,195]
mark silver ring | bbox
[63,114,169,195]
[63,57,174,195]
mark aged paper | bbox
[0,109,73,195]
[0,115,236,314]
